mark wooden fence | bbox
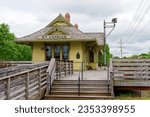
[110,59,150,87]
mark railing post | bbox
[72,61,73,74]
[107,63,110,93]
[38,68,41,94]
[46,73,50,95]
[25,72,29,100]
[69,61,71,75]
[59,60,61,78]
[82,62,83,80]
[110,72,114,98]
[6,77,10,100]
[49,75,52,95]
[65,60,67,76]
[78,75,80,96]
[109,59,114,97]
[56,61,58,79]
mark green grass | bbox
[114,96,150,100]
[114,90,150,100]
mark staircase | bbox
[45,79,113,100]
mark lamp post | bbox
[103,18,117,69]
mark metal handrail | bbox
[78,71,81,96]
[78,62,84,96]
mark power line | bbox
[126,4,150,43]
[121,0,146,41]
[128,19,149,42]
[121,0,149,43]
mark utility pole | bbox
[149,47,150,58]
[103,20,106,68]
[103,18,117,69]
[119,39,123,58]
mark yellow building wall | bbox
[31,41,100,70]
[54,21,68,26]
[50,32,64,35]
[69,42,83,70]
[86,46,99,70]
[32,43,45,62]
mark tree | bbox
[101,44,111,66]
[0,23,15,42]
[113,56,120,59]
[0,23,32,61]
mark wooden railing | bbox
[110,59,150,87]
[0,59,74,99]
[46,59,56,94]
[0,61,34,68]
[0,63,49,100]
[55,60,73,79]
[46,59,74,95]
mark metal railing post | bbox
[82,62,83,80]
[78,74,80,96]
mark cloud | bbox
[0,0,149,56]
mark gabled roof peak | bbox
[46,13,73,27]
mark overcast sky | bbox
[0,0,150,57]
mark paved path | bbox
[59,69,108,80]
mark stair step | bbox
[54,80,110,83]
[52,84,110,88]
[54,80,108,81]
[45,95,113,100]
[50,91,111,95]
[44,79,113,100]
[51,90,110,93]
[53,82,110,85]
[51,87,110,91]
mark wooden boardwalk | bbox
[59,69,108,80]
[1,58,150,100]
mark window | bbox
[46,46,52,61]
[76,52,80,59]
[54,45,60,59]
[89,46,94,62]
[62,45,69,60]
[89,51,94,62]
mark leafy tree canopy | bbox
[0,23,32,61]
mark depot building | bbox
[17,13,104,70]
